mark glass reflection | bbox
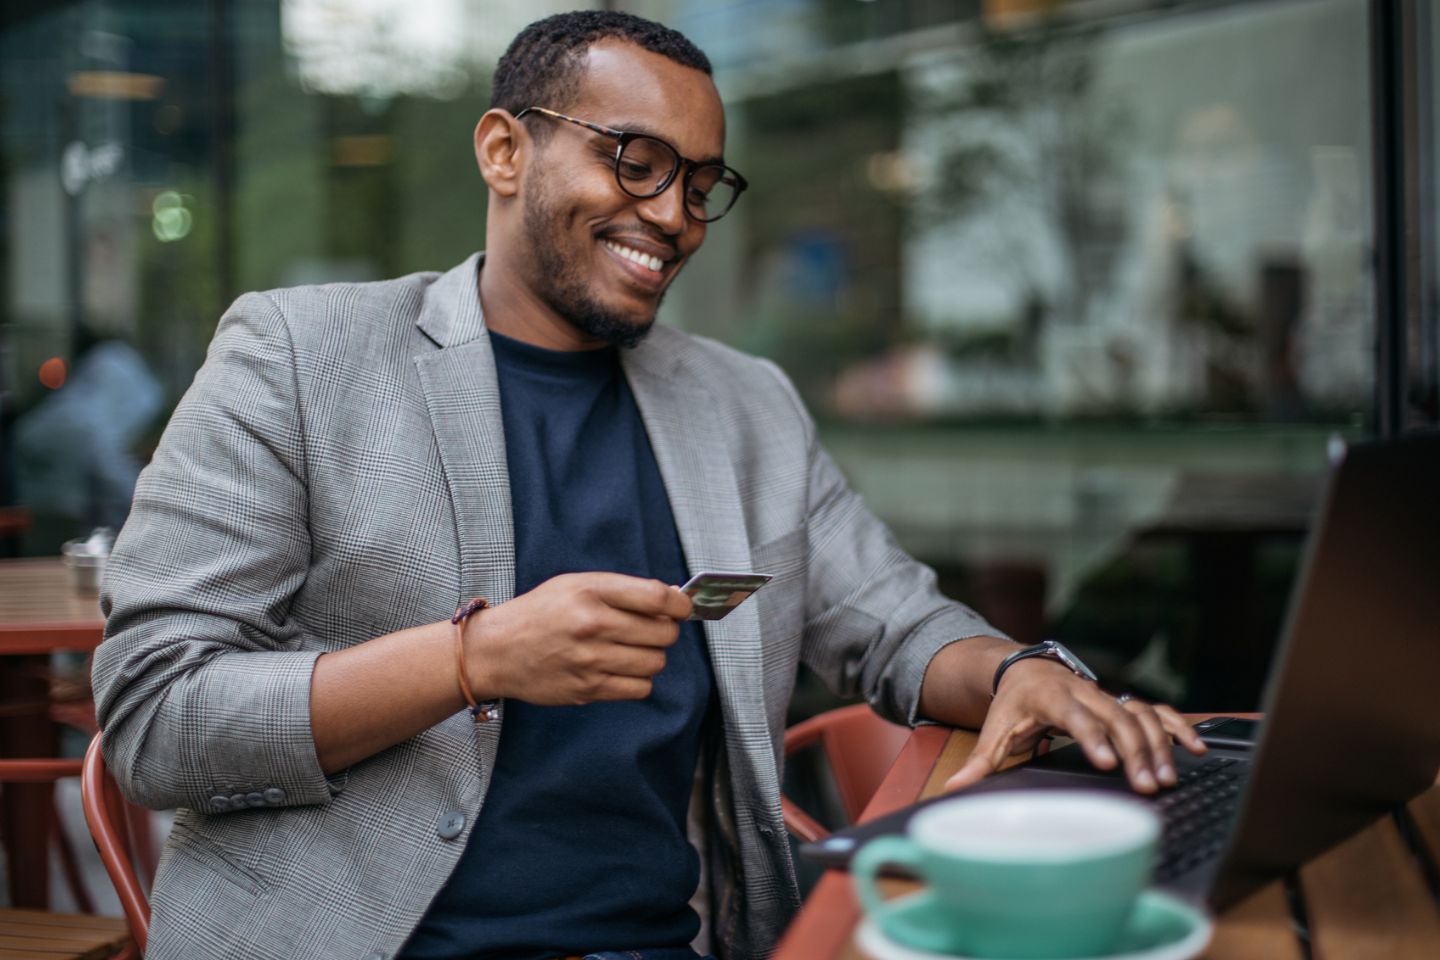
[672,0,1373,709]
[0,0,1397,711]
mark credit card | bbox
[679,571,773,621]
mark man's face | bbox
[518,40,726,347]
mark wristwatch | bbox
[992,640,1098,696]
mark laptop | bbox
[801,431,1440,910]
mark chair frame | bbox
[82,735,149,954]
[781,702,911,843]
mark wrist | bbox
[918,635,1021,726]
[451,598,501,722]
[991,640,1098,697]
[999,654,1074,691]
[461,609,503,702]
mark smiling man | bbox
[478,32,732,353]
[93,11,1203,960]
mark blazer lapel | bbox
[623,331,771,785]
[413,254,516,608]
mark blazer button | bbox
[436,811,466,840]
[210,796,231,812]
[245,792,267,808]
[229,793,247,809]
[263,787,287,805]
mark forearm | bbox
[311,574,691,773]
[310,619,472,773]
[917,635,1024,728]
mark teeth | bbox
[604,240,664,273]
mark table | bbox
[0,559,105,910]
[0,907,128,959]
[775,721,1440,959]
[0,559,106,655]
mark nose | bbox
[634,171,691,237]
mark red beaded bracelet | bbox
[451,598,499,722]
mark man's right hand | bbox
[463,572,693,705]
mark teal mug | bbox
[852,790,1160,958]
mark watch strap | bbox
[991,640,1098,696]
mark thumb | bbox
[944,752,996,793]
[943,720,1013,793]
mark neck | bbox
[477,248,607,352]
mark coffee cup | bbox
[852,790,1160,958]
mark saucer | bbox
[856,889,1213,960]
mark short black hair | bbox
[490,10,712,129]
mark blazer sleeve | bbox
[92,292,341,813]
[757,359,1009,726]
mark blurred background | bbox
[1,0,1436,716]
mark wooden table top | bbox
[0,558,105,653]
[0,907,130,960]
[775,722,1440,959]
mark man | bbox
[93,11,1204,960]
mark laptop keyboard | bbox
[1153,756,1247,881]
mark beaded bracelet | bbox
[452,597,499,722]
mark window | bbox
[3,0,1434,710]
[671,0,1382,710]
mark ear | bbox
[474,109,524,198]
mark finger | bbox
[944,715,1025,793]
[598,644,668,680]
[1156,704,1209,755]
[589,675,654,701]
[586,575,693,620]
[610,613,683,649]
[668,585,694,621]
[1059,704,1119,773]
[1092,698,1161,794]
[944,744,1001,793]
[569,597,681,647]
[1126,701,1178,787]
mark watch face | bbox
[1048,642,1098,682]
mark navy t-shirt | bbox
[402,331,713,959]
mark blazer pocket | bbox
[750,526,808,651]
[166,821,268,897]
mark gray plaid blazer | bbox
[92,253,999,960]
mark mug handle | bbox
[852,836,937,944]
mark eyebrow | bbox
[610,118,726,167]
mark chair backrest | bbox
[82,735,150,953]
[781,703,911,843]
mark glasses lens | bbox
[685,165,741,222]
[616,136,679,197]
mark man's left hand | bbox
[943,658,1208,795]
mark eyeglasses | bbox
[514,106,747,223]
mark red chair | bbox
[0,754,133,959]
[781,703,911,843]
[54,698,158,886]
[82,734,150,956]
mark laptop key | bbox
[1152,755,1251,882]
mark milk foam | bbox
[912,791,1159,861]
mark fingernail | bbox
[1136,770,1156,790]
[1096,744,1116,764]
[1160,764,1176,784]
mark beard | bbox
[522,175,660,350]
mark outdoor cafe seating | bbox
[0,736,146,959]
